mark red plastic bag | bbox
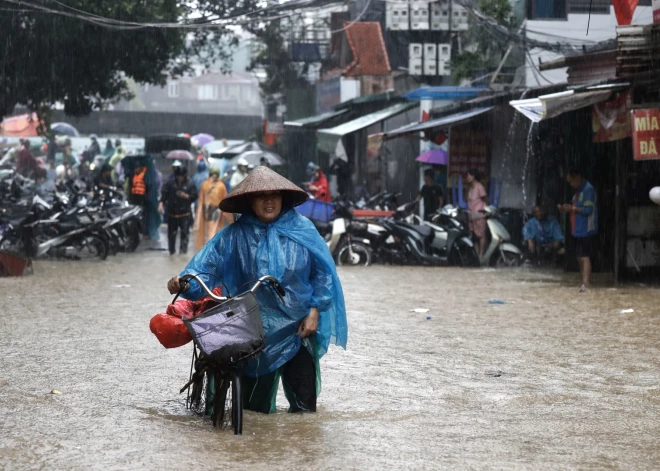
[150,287,224,349]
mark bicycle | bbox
[176,273,285,435]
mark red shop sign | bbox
[632,109,660,161]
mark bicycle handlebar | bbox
[178,274,286,301]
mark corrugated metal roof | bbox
[616,24,660,78]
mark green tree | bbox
[451,0,518,84]
[246,19,310,99]
[0,0,257,124]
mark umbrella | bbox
[228,150,286,168]
[166,150,195,161]
[416,149,448,165]
[222,141,275,158]
[51,122,80,137]
[191,133,215,148]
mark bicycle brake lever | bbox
[274,282,286,298]
[171,280,189,304]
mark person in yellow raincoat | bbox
[194,167,231,250]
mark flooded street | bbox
[2,250,660,470]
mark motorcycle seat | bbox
[313,221,332,234]
[408,224,434,238]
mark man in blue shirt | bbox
[559,169,598,292]
[523,205,564,265]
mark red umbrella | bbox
[166,150,195,161]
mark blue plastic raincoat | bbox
[180,208,347,377]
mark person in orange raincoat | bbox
[193,167,231,250]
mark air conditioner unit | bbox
[410,2,430,30]
[438,60,450,76]
[386,4,410,30]
[424,43,437,61]
[438,43,451,61]
[409,43,423,59]
[424,59,438,76]
[409,57,423,75]
[453,4,469,31]
[431,3,449,30]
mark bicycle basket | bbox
[182,291,265,367]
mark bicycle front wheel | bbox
[231,370,243,435]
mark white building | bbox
[525,0,653,85]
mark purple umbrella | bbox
[416,149,448,165]
[166,150,195,161]
[191,133,215,147]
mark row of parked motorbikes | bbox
[0,170,143,261]
[315,191,523,268]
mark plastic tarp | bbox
[121,155,161,240]
[179,208,347,377]
[509,90,612,123]
[284,109,348,129]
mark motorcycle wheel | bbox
[494,250,522,268]
[449,243,480,267]
[336,241,372,267]
[76,234,109,261]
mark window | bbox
[197,84,217,100]
[227,84,240,99]
[527,0,566,19]
[568,0,610,14]
[242,86,253,101]
[167,82,179,98]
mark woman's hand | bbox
[167,275,183,294]
[297,308,319,339]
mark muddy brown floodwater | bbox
[1,249,660,470]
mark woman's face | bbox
[466,173,475,184]
[250,191,283,223]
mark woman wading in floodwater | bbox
[168,166,347,412]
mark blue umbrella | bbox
[51,122,80,137]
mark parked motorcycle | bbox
[326,202,372,266]
[414,205,480,267]
[0,194,109,260]
[470,206,523,267]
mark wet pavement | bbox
[1,248,660,470]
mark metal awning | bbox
[283,109,347,129]
[509,89,613,122]
[317,102,415,153]
[384,106,495,140]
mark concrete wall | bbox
[525,6,653,86]
[49,110,263,140]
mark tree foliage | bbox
[451,0,518,84]
[245,19,310,100]
[0,0,257,122]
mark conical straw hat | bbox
[219,166,309,213]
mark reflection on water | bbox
[1,253,660,470]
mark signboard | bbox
[367,133,384,159]
[654,0,660,23]
[592,91,631,142]
[448,128,489,178]
[632,109,660,161]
